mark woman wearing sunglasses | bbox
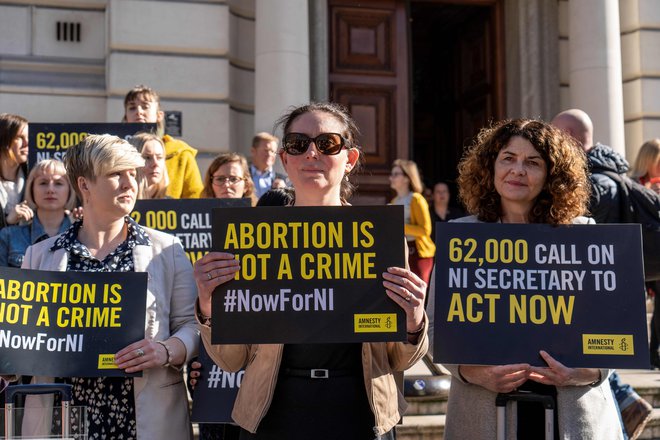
[193,102,428,439]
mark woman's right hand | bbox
[6,201,33,225]
[459,364,530,393]
[193,251,240,316]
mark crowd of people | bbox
[0,86,659,439]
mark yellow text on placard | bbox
[354,314,397,333]
[582,334,634,355]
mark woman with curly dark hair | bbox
[444,119,621,439]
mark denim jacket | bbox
[0,214,71,267]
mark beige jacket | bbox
[20,227,199,440]
[199,317,428,435]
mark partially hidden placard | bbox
[0,267,147,377]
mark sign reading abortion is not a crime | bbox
[211,205,406,344]
[0,267,147,377]
[433,222,648,369]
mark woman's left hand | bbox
[114,338,167,374]
[528,350,600,387]
[382,266,426,334]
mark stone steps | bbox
[396,369,660,440]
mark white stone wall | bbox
[0,0,257,164]
[558,0,660,160]
[620,0,660,160]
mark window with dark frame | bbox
[56,21,81,42]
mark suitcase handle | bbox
[496,391,556,410]
[5,383,73,404]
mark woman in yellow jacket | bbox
[389,158,435,285]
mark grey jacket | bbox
[19,227,199,440]
[441,215,622,439]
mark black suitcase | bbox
[496,391,556,440]
[4,383,73,439]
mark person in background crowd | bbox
[201,152,256,205]
[0,159,76,267]
[0,113,31,228]
[552,109,653,440]
[123,85,203,198]
[630,139,660,370]
[129,132,170,199]
[429,181,465,241]
[389,158,436,286]
[194,151,257,440]
[193,102,428,439]
[630,138,660,193]
[256,187,293,207]
[17,134,198,439]
[444,118,621,439]
[249,132,286,198]
[188,187,294,440]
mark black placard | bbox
[0,267,147,377]
[131,198,250,265]
[211,205,406,344]
[433,222,648,368]
[28,122,156,167]
[190,344,242,424]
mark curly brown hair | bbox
[457,118,590,224]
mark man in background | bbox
[249,133,286,198]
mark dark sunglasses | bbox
[282,133,349,156]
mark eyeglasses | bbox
[212,176,245,186]
[282,133,348,156]
[390,171,405,177]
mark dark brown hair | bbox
[275,102,362,202]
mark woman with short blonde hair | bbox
[19,134,198,439]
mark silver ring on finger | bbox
[136,348,145,357]
[405,292,412,302]
[207,272,213,280]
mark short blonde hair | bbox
[64,134,145,200]
[24,159,77,212]
[631,139,660,180]
[129,132,170,199]
[393,159,424,194]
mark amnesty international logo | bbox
[354,314,397,333]
[97,354,119,369]
[582,334,634,356]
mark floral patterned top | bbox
[51,216,150,440]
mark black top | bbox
[430,206,466,241]
[240,343,376,440]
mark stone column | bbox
[309,0,329,102]
[568,0,625,153]
[505,0,560,121]
[254,0,310,135]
